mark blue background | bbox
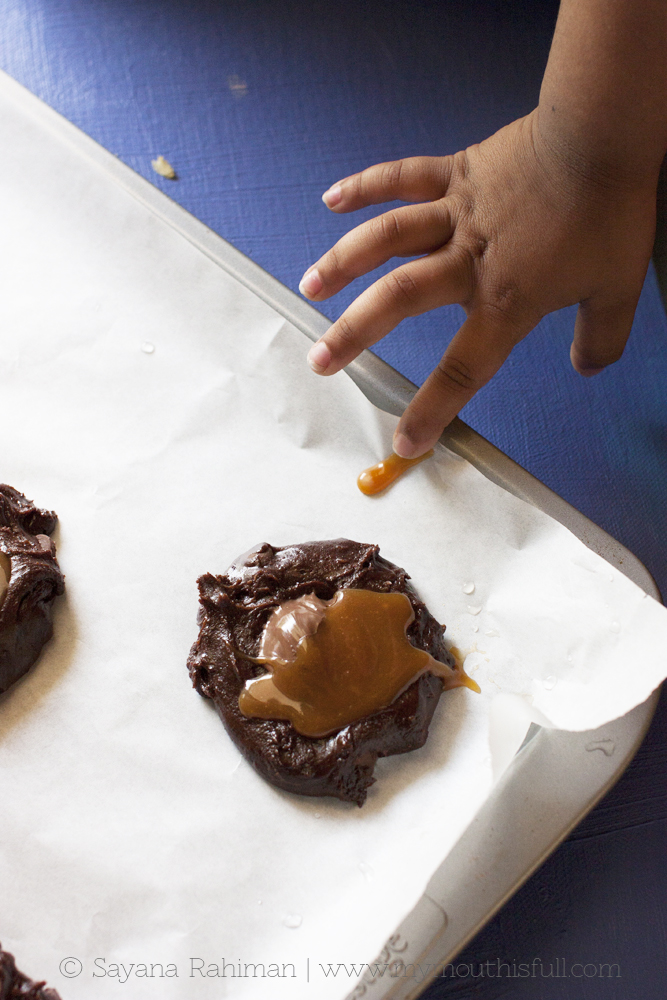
[1,1,665,997]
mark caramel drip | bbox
[447,646,481,694]
[357,450,434,495]
[238,589,478,738]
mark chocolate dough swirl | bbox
[0,485,65,696]
[0,943,61,999]
[187,539,455,806]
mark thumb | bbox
[570,296,638,377]
[393,309,533,458]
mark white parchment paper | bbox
[0,76,666,999]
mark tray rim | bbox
[1,68,662,1000]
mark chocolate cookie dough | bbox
[0,943,61,999]
[0,486,65,696]
[187,539,457,806]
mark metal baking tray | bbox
[3,70,662,1000]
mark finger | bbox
[299,200,455,301]
[570,296,637,376]
[393,309,535,458]
[322,156,456,213]
[307,246,470,375]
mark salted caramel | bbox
[239,588,477,737]
[357,450,434,495]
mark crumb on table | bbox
[151,155,177,179]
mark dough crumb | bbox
[151,155,177,180]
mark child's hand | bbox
[299,111,658,457]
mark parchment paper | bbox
[0,76,666,999]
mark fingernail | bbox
[299,267,323,298]
[322,184,342,208]
[307,340,332,374]
[579,366,604,377]
[393,431,420,459]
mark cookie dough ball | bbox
[0,942,62,999]
[188,539,455,806]
[0,485,65,696]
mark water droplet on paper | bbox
[543,676,557,690]
[313,812,321,819]
[467,605,481,616]
[257,899,263,905]
[609,575,614,583]
[282,913,302,929]
[359,862,374,882]
[471,623,479,633]
[586,738,615,757]
[484,629,499,637]
[462,582,475,595]
[141,341,155,354]
[610,621,621,633]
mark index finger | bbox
[393,309,536,458]
[323,156,457,213]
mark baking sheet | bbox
[1,76,667,999]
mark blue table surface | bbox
[2,1,666,997]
